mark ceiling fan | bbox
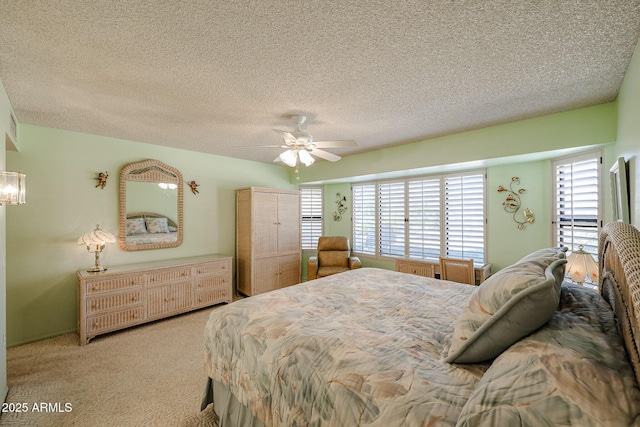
[268,114,357,167]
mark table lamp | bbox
[77,224,116,272]
[566,245,599,286]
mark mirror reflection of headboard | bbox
[119,159,183,251]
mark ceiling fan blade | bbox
[310,148,341,162]
[313,140,358,148]
[273,129,298,145]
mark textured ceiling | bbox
[1,1,639,164]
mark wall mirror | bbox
[119,159,183,251]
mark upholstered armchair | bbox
[308,236,361,280]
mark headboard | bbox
[126,211,178,230]
[599,222,640,385]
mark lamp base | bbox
[87,266,107,273]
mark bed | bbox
[201,222,640,426]
[124,212,178,245]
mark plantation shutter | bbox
[378,181,406,257]
[554,154,601,255]
[443,173,485,264]
[300,186,323,250]
[407,177,441,260]
[352,184,376,254]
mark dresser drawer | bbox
[194,260,230,277]
[195,275,230,292]
[86,291,143,315]
[87,307,144,335]
[195,288,231,307]
[85,276,142,295]
[147,267,191,285]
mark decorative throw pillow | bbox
[145,217,170,234]
[446,249,567,364]
[126,218,147,235]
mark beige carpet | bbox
[1,307,221,426]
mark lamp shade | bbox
[77,224,117,246]
[0,171,26,205]
[566,245,599,285]
[279,149,298,167]
[298,149,315,166]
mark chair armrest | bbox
[308,256,319,280]
[349,256,361,270]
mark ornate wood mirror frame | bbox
[119,159,184,251]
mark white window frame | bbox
[351,170,487,264]
[300,186,324,251]
[552,150,603,256]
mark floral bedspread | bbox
[203,268,485,426]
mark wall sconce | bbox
[566,245,599,286]
[0,171,26,205]
[77,224,116,272]
[498,177,534,230]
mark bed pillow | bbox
[126,218,147,235]
[516,246,567,263]
[456,284,640,426]
[145,217,170,234]
[446,250,566,364]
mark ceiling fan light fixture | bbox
[298,149,315,166]
[279,149,298,167]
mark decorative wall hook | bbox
[333,193,347,221]
[187,181,200,195]
[95,172,108,189]
[498,177,534,230]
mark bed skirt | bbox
[202,377,266,427]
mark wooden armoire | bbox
[236,187,301,296]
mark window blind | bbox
[407,177,441,260]
[378,181,406,257]
[352,170,486,263]
[554,153,601,255]
[300,186,323,250]
[352,184,376,254]
[443,173,485,263]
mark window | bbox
[352,170,486,264]
[352,184,376,255]
[300,186,323,250]
[443,174,485,261]
[553,151,602,255]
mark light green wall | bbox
[0,79,12,400]
[617,39,640,227]
[5,124,293,346]
[296,103,617,183]
[298,104,618,275]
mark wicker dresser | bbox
[77,254,232,345]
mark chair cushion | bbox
[317,237,350,251]
[318,266,350,277]
[318,251,350,268]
